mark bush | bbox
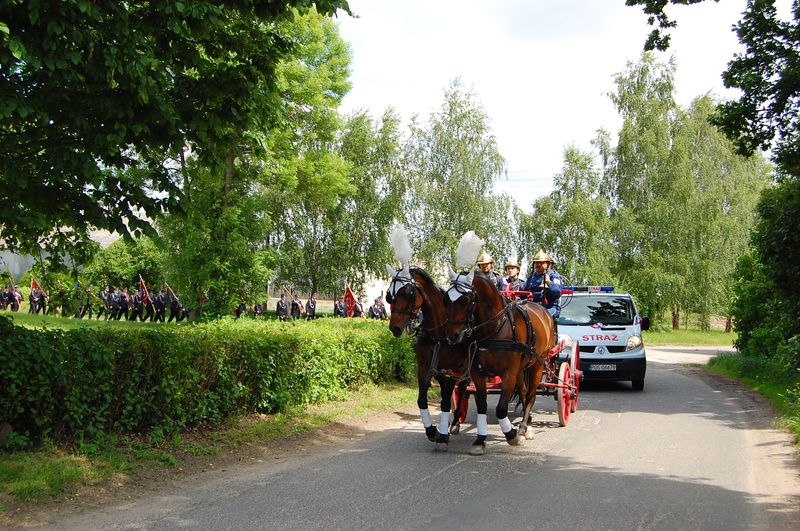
[0,316,414,448]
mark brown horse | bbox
[386,265,470,450]
[443,269,555,446]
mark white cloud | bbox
[336,0,784,211]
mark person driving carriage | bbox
[476,251,508,291]
[522,249,562,317]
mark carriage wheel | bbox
[556,362,571,427]
[569,346,580,413]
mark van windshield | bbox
[559,295,635,326]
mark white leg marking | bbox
[498,416,513,434]
[438,411,450,434]
[420,409,432,428]
[477,413,488,436]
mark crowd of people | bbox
[2,282,191,323]
[259,292,388,321]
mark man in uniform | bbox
[305,293,317,320]
[79,284,95,319]
[522,249,563,317]
[368,297,388,320]
[476,251,508,291]
[97,286,110,320]
[333,296,346,317]
[290,293,303,320]
[352,298,364,318]
[276,293,288,321]
[154,289,166,322]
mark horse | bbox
[386,265,471,451]
[443,269,555,446]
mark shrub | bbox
[0,315,413,448]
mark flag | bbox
[139,275,151,305]
[343,286,356,317]
[31,274,42,292]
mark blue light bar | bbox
[562,286,615,293]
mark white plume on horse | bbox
[389,223,412,265]
[455,231,484,271]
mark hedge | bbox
[0,316,414,448]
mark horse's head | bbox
[385,264,420,337]
[443,267,477,345]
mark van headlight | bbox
[626,334,642,350]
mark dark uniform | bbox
[368,299,388,320]
[290,296,303,320]
[333,298,345,317]
[276,295,288,321]
[352,299,364,318]
[305,296,317,320]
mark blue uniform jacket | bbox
[523,269,563,313]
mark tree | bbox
[0,1,351,261]
[522,145,614,286]
[403,80,507,271]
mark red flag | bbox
[343,286,356,317]
[31,274,42,292]
[139,275,151,305]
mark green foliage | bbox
[404,79,508,270]
[0,0,350,262]
[83,237,165,290]
[0,315,413,448]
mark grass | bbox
[0,383,418,505]
[644,328,736,346]
[4,310,179,330]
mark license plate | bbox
[589,364,617,371]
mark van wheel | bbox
[631,379,644,391]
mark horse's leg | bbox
[519,363,544,440]
[469,375,489,456]
[496,369,523,446]
[416,354,437,441]
[435,377,456,451]
[449,379,468,434]
[514,368,531,440]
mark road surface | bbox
[21,346,800,530]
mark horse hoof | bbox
[504,428,518,445]
[468,443,485,456]
[449,423,460,435]
[425,425,437,441]
[435,442,449,452]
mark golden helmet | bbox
[505,260,520,270]
[476,251,494,265]
[532,249,554,263]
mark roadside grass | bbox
[5,311,170,330]
[0,383,418,506]
[707,353,800,446]
[644,328,736,346]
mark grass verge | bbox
[707,353,800,446]
[0,383,418,508]
[644,328,736,346]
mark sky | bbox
[334,0,786,212]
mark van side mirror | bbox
[640,317,650,331]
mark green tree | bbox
[0,0,351,261]
[522,145,614,286]
[404,80,507,270]
[83,237,166,291]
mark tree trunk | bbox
[725,316,732,333]
[672,308,679,330]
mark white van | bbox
[557,286,650,391]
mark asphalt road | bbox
[38,346,800,530]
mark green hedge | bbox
[0,316,414,448]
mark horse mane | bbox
[473,271,501,298]
[409,267,444,296]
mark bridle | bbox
[386,270,447,338]
[445,275,512,345]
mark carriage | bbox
[451,289,582,428]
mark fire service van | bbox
[558,286,650,391]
